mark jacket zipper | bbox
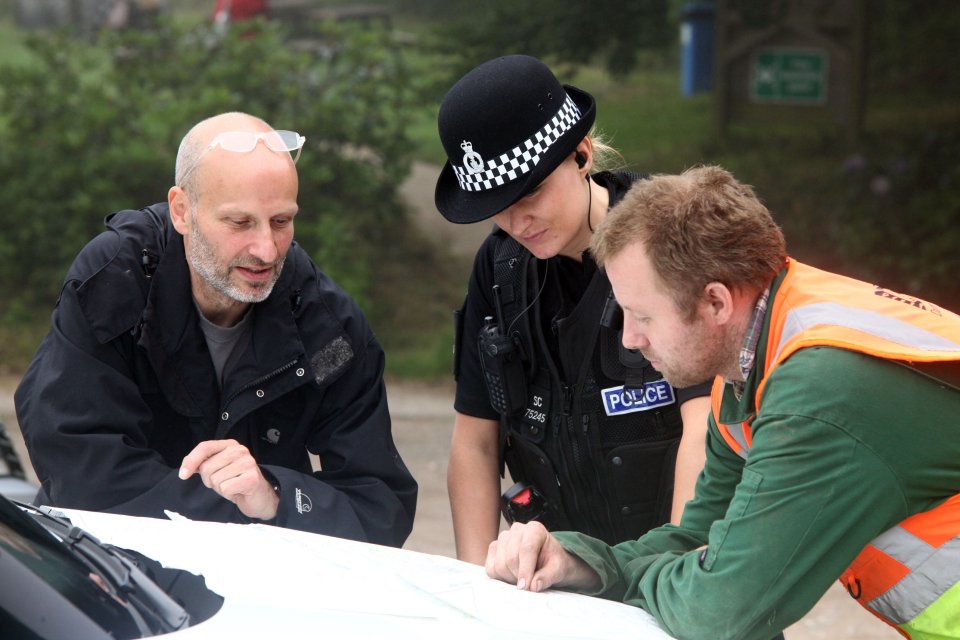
[222,358,300,411]
[562,388,608,538]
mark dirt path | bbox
[399,160,492,261]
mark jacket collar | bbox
[138,205,308,415]
[717,266,789,427]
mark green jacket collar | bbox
[717,266,790,426]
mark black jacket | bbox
[15,204,417,547]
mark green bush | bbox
[701,124,960,312]
[404,0,670,79]
[0,18,432,366]
[823,130,960,310]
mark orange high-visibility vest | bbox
[712,259,960,638]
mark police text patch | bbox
[601,381,676,416]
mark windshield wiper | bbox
[21,504,191,636]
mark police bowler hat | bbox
[434,55,596,224]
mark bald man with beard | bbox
[16,112,417,546]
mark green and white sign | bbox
[751,48,829,105]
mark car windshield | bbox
[0,497,221,639]
[0,497,145,639]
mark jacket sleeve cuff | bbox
[554,531,628,600]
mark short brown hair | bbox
[591,165,786,317]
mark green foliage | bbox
[567,65,712,173]
[385,322,455,380]
[822,130,960,310]
[400,0,671,79]
[4,1,959,375]
[0,18,431,367]
[694,121,960,312]
[0,20,35,68]
[695,1,960,311]
[864,0,960,101]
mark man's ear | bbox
[168,186,191,236]
[702,281,735,325]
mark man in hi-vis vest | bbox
[483,165,960,640]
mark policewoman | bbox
[434,55,713,564]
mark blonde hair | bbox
[587,126,626,174]
[591,165,786,317]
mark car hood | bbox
[57,509,674,639]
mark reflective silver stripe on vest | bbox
[866,525,960,624]
[775,302,960,364]
[726,423,750,459]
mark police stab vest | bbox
[488,231,683,545]
[711,258,960,638]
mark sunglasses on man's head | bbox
[207,130,305,163]
[180,130,306,183]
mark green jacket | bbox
[556,275,960,640]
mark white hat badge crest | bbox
[460,140,484,175]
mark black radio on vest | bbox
[478,285,528,415]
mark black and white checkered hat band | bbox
[453,94,582,192]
